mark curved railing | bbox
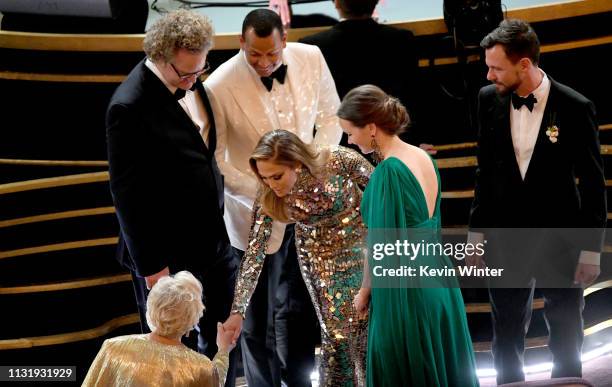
[0,0,609,51]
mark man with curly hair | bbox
[106,10,238,386]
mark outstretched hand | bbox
[223,313,244,344]
[145,267,170,290]
[216,322,237,353]
[353,287,371,319]
[574,263,600,287]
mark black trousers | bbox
[238,225,320,387]
[131,242,240,387]
[489,286,584,385]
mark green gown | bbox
[361,157,479,387]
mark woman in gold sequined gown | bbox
[225,129,373,386]
[83,271,235,387]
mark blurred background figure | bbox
[298,0,433,154]
[269,0,338,28]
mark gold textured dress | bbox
[82,334,229,387]
[232,146,373,386]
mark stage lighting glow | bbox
[475,342,612,378]
[309,341,612,384]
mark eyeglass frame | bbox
[169,61,211,80]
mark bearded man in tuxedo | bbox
[468,19,606,385]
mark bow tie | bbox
[511,93,537,112]
[260,64,287,92]
[174,83,197,100]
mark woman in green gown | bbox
[338,85,479,387]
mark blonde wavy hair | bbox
[250,130,328,222]
[145,271,204,339]
[143,10,214,63]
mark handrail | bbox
[2,34,610,82]
[436,156,477,169]
[0,171,109,195]
[0,314,139,350]
[0,72,126,83]
[432,124,610,153]
[540,35,612,53]
[442,190,474,199]
[1,314,608,351]
[0,0,608,52]
[414,35,612,68]
[1,123,608,168]
[0,207,115,228]
[0,274,131,295]
[600,124,612,131]
[466,298,544,314]
[0,158,108,167]
[0,275,607,297]
[2,143,612,194]
[433,142,477,152]
[466,280,612,314]
[0,237,118,260]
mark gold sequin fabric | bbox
[82,334,229,387]
[232,146,373,387]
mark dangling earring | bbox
[370,136,383,164]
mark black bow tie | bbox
[260,64,287,92]
[174,83,197,100]
[511,93,537,112]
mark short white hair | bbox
[145,271,204,339]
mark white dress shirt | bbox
[145,59,210,146]
[247,62,297,131]
[510,70,550,180]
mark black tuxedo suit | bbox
[107,59,238,386]
[470,79,605,230]
[299,18,424,144]
[470,78,606,384]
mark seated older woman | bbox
[83,271,236,387]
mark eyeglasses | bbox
[170,61,211,80]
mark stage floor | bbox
[233,352,612,386]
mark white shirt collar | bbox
[241,51,287,82]
[145,58,178,95]
[519,69,549,103]
[242,51,260,80]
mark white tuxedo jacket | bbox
[205,42,342,253]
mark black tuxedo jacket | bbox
[299,18,422,143]
[107,59,229,277]
[299,18,417,101]
[470,78,606,256]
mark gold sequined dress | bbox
[82,334,229,387]
[232,146,373,387]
